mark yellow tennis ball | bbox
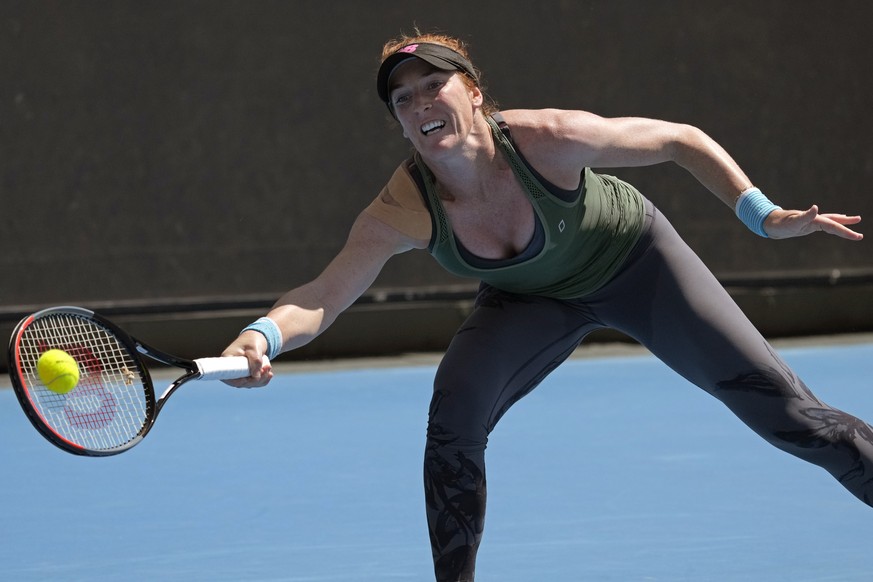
[37,349,80,394]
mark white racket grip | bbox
[194,355,270,381]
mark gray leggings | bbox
[425,202,873,581]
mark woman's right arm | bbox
[222,210,425,386]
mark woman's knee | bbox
[714,368,872,473]
[427,383,490,453]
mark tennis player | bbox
[223,32,870,582]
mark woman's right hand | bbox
[221,330,274,388]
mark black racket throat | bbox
[134,342,203,415]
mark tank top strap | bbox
[484,115,552,203]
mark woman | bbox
[223,33,869,581]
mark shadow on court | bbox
[2,340,872,581]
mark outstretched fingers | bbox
[766,205,863,241]
[814,207,864,240]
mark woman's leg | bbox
[588,205,873,505]
[425,285,601,582]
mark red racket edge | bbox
[7,306,158,457]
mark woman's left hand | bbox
[764,206,863,241]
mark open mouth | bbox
[421,120,446,136]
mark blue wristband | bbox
[241,317,282,360]
[735,188,781,238]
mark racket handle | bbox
[194,356,268,381]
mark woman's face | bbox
[387,59,483,157]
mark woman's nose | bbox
[413,93,432,113]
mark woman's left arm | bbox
[664,120,862,241]
[519,109,862,241]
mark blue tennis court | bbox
[2,338,872,581]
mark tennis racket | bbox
[8,305,261,456]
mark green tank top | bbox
[417,114,646,299]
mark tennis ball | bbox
[37,349,80,394]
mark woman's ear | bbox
[471,85,484,108]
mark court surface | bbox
[2,337,872,581]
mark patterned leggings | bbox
[424,202,873,581]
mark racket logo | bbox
[64,383,118,430]
[40,341,119,430]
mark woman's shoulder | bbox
[362,159,432,246]
[496,108,599,146]
[494,109,596,182]
[498,107,595,125]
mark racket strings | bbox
[16,313,151,451]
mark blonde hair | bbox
[380,31,498,116]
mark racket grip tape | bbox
[194,356,266,381]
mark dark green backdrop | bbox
[2,1,871,367]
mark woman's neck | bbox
[421,115,503,201]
